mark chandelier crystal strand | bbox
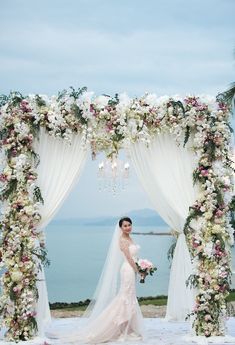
[122,162,130,191]
[98,161,105,192]
[97,156,130,195]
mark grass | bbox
[138,295,167,306]
[226,290,235,302]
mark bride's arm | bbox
[119,239,139,273]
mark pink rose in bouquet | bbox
[136,258,157,283]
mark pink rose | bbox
[201,169,209,176]
[204,314,212,321]
[215,209,223,217]
[138,259,153,270]
[0,174,7,182]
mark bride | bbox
[46,217,146,344]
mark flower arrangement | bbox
[136,258,157,283]
[182,94,234,337]
[0,87,234,340]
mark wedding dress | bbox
[45,224,145,344]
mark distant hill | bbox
[52,208,167,227]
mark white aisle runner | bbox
[0,318,235,345]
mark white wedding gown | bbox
[46,243,145,344]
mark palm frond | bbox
[217,82,235,108]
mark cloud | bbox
[1,0,235,97]
[0,25,234,96]
[1,0,235,35]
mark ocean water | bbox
[44,223,235,303]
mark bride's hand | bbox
[139,271,147,278]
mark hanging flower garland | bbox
[182,95,234,336]
[0,92,49,341]
[0,87,234,341]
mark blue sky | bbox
[1,0,235,218]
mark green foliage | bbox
[0,94,8,107]
[0,127,8,141]
[9,283,17,301]
[229,195,235,230]
[30,151,40,168]
[31,284,39,301]
[28,121,40,140]
[149,267,157,275]
[215,187,224,207]
[57,86,87,100]
[35,94,46,107]
[113,132,125,143]
[0,179,17,201]
[183,207,202,235]
[193,168,201,185]
[71,104,87,125]
[33,186,44,204]
[226,123,234,133]
[183,125,191,147]
[186,274,198,289]
[205,139,216,161]
[168,100,185,116]
[108,93,119,107]
[8,91,24,107]
[167,239,177,262]
[28,316,38,333]
[32,247,50,268]
[214,233,225,251]
[226,301,235,317]
[69,86,87,99]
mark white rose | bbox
[79,91,94,104]
[93,95,110,108]
[118,93,131,106]
[11,270,23,282]
[144,93,158,107]
[204,211,213,220]
[204,242,213,257]
[24,206,34,215]
[221,176,230,187]
[156,95,170,106]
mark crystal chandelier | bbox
[97,155,130,195]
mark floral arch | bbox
[0,87,234,342]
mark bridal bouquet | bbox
[136,259,157,283]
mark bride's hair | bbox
[119,216,132,227]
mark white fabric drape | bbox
[128,131,199,321]
[33,127,88,336]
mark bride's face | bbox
[121,221,132,235]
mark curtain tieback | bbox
[171,230,184,239]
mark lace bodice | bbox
[128,243,140,260]
[119,238,141,273]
